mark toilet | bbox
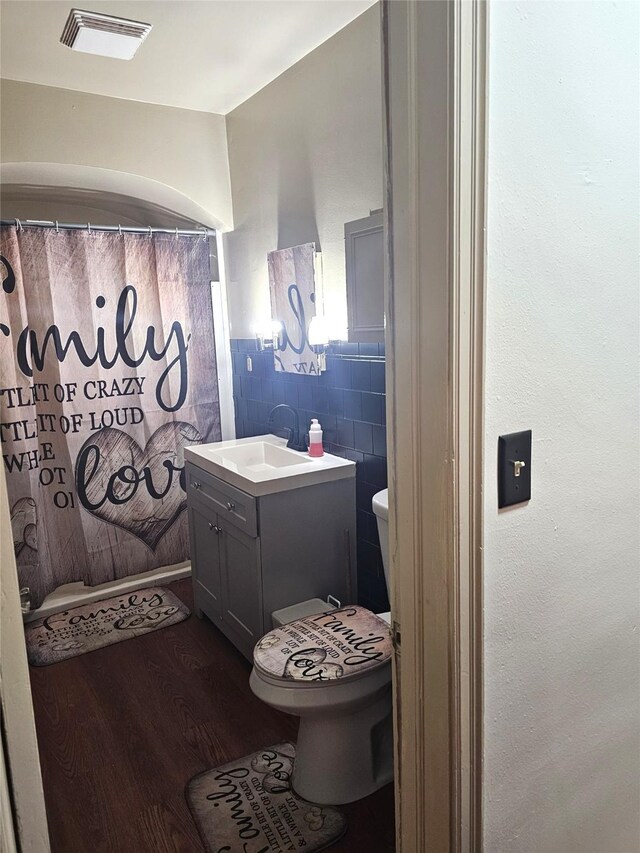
[249,488,392,805]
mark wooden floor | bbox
[29,579,396,852]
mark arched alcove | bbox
[0,163,228,230]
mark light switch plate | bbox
[498,430,532,508]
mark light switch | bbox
[498,430,532,508]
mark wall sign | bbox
[267,242,321,375]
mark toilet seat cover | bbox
[253,606,393,684]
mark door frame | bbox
[383,1,487,850]
[0,465,51,853]
[0,3,488,847]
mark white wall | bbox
[224,5,382,338]
[0,183,207,229]
[0,80,233,229]
[484,3,640,851]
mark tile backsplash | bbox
[230,339,389,613]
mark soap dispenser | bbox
[308,418,324,457]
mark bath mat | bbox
[186,742,347,853]
[25,586,190,666]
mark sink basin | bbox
[184,434,355,496]
[213,440,314,471]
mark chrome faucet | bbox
[267,404,307,452]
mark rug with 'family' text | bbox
[186,742,347,853]
[25,586,190,666]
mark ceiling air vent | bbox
[60,8,152,60]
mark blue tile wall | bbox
[231,338,389,613]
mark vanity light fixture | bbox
[60,8,153,60]
[328,324,349,344]
[308,315,330,371]
[255,320,282,351]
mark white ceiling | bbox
[0,0,376,114]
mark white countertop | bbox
[184,433,355,497]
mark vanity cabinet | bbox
[186,460,356,661]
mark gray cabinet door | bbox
[219,522,262,660]
[189,504,223,627]
[345,211,384,343]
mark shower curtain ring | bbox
[87,222,92,235]
[55,221,59,234]
[201,228,207,241]
[15,218,23,231]
[148,226,153,238]
[118,224,122,236]
[175,227,179,240]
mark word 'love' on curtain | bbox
[0,225,221,608]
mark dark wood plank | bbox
[29,578,395,852]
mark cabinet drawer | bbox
[186,464,258,538]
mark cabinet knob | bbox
[226,501,235,511]
[193,481,201,489]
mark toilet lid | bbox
[253,606,393,684]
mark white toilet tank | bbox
[372,488,390,593]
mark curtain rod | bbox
[0,219,215,238]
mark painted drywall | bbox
[0,183,204,228]
[0,80,233,229]
[484,3,640,851]
[224,5,382,338]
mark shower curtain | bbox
[0,225,221,608]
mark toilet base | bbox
[292,682,393,805]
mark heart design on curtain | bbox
[75,422,201,550]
